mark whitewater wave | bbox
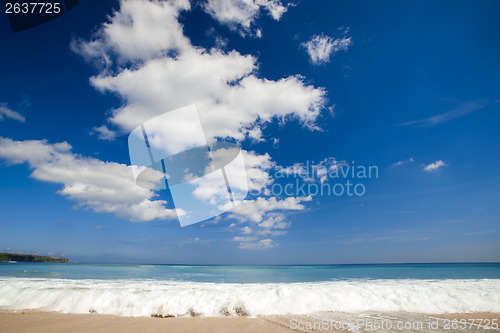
[0,278,499,317]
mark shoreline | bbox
[1,310,499,333]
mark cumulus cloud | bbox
[229,196,311,223]
[241,226,253,234]
[0,137,182,222]
[302,34,352,65]
[73,0,327,144]
[224,155,347,248]
[91,125,117,141]
[226,156,350,248]
[0,105,25,122]
[423,160,447,172]
[242,150,275,193]
[203,0,287,36]
[71,0,191,64]
[258,212,290,229]
[227,196,310,248]
[69,0,332,247]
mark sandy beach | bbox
[1,310,499,333]
[3,311,289,333]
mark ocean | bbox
[0,262,499,317]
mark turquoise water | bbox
[1,262,499,282]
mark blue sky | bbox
[0,0,499,264]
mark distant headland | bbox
[0,253,69,263]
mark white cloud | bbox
[71,0,191,64]
[90,51,325,143]
[423,160,447,172]
[225,196,310,249]
[302,34,352,65]
[392,157,414,167]
[242,150,275,193]
[229,196,311,223]
[237,238,278,249]
[258,212,290,229]
[74,0,327,143]
[67,0,330,245]
[0,137,182,222]
[221,154,313,250]
[233,236,257,242]
[241,226,253,234]
[190,168,231,205]
[256,229,286,236]
[203,0,287,36]
[0,105,25,122]
[91,125,117,141]
[400,100,489,127]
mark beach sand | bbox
[1,310,499,333]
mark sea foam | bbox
[0,278,499,317]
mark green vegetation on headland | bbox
[0,253,69,263]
